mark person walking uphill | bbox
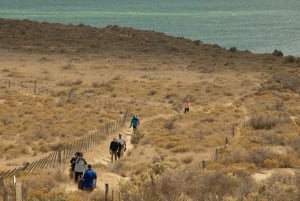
[109,138,120,163]
[130,114,140,134]
[82,164,97,191]
[184,98,190,113]
[117,133,126,159]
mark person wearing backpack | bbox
[74,152,87,183]
[69,152,80,179]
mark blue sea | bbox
[0,0,299,56]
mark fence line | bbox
[200,122,243,169]
[0,79,126,111]
[0,109,129,180]
[2,178,121,201]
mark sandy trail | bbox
[63,128,133,192]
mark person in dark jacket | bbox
[109,138,120,163]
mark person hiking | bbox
[69,152,80,179]
[109,138,120,163]
[117,133,126,159]
[184,98,190,113]
[74,152,87,183]
[82,164,97,191]
[130,114,140,134]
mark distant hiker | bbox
[109,138,120,163]
[117,133,126,159]
[82,164,97,191]
[74,152,87,183]
[70,152,80,179]
[184,98,190,113]
[130,114,140,134]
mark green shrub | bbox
[272,49,284,56]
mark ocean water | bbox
[0,0,299,56]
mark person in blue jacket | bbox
[130,114,140,134]
[82,164,97,191]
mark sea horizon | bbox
[0,0,299,56]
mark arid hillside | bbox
[1,18,300,201]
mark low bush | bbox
[249,114,291,130]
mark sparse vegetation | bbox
[1,18,300,201]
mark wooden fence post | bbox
[58,146,62,164]
[225,137,228,145]
[118,191,121,201]
[232,124,235,138]
[2,178,8,201]
[202,160,206,169]
[14,176,23,201]
[105,183,109,201]
[34,80,37,94]
[112,189,114,201]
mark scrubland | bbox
[1,18,300,200]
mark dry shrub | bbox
[56,79,82,86]
[284,55,296,63]
[170,145,190,153]
[291,137,300,157]
[263,158,281,168]
[163,119,176,130]
[131,129,144,145]
[120,168,252,201]
[278,154,297,168]
[260,131,285,145]
[25,190,81,201]
[164,141,177,149]
[247,147,278,167]
[91,81,114,91]
[109,160,130,176]
[148,89,157,96]
[259,171,299,201]
[22,173,56,192]
[272,72,300,92]
[181,155,193,164]
[249,114,291,130]
[230,147,249,163]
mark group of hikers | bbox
[70,152,97,191]
[109,133,127,163]
[68,102,189,191]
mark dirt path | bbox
[63,128,133,192]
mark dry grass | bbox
[1,18,300,201]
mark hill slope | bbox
[1,18,300,201]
